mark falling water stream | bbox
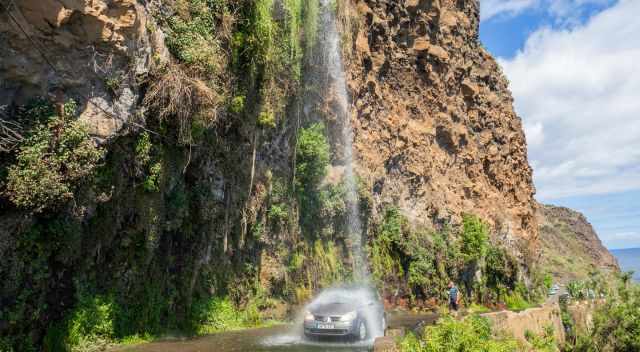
[316,0,369,281]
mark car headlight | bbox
[341,311,357,321]
[304,311,315,321]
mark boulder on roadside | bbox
[373,336,399,352]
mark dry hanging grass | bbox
[0,117,24,153]
[143,64,221,144]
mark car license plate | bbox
[317,323,334,329]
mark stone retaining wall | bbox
[481,304,565,345]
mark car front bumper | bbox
[303,319,356,336]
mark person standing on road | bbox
[448,281,461,312]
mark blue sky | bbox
[479,0,640,249]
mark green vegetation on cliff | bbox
[4,100,104,212]
[370,209,539,308]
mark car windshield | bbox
[312,286,376,307]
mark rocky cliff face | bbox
[344,0,537,261]
[1,1,538,258]
[0,0,542,348]
[0,0,170,141]
[537,204,619,281]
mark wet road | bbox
[115,312,438,352]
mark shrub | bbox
[485,246,519,297]
[143,162,163,192]
[268,203,288,231]
[289,252,305,271]
[230,95,246,114]
[135,132,153,166]
[571,281,640,352]
[400,315,520,352]
[460,214,489,262]
[104,75,122,95]
[370,208,460,300]
[65,295,116,351]
[257,110,276,128]
[135,132,163,193]
[567,280,586,300]
[525,325,557,352]
[0,339,13,352]
[504,291,533,312]
[191,296,243,334]
[295,123,330,233]
[295,124,329,188]
[369,207,405,287]
[165,0,225,75]
[4,105,104,212]
[189,295,269,335]
[268,203,288,221]
[543,274,553,290]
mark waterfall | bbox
[316,0,369,281]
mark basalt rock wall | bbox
[0,0,171,141]
[344,0,538,260]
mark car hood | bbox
[309,302,357,316]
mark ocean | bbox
[611,248,640,282]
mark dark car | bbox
[303,285,386,341]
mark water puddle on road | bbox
[115,325,372,352]
[116,310,438,352]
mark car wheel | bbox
[358,320,367,341]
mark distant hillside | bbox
[536,204,619,281]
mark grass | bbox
[468,303,492,314]
[504,292,536,312]
[143,64,221,145]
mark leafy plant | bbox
[504,291,534,312]
[460,214,489,262]
[4,101,104,212]
[400,315,520,352]
[485,246,519,299]
[104,75,122,95]
[165,0,224,75]
[65,294,117,351]
[190,296,244,334]
[295,123,330,233]
[257,110,276,128]
[567,280,586,300]
[143,162,163,193]
[570,278,640,352]
[543,274,553,290]
[230,95,246,114]
[134,132,163,193]
[525,325,557,352]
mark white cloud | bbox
[498,0,640,200]
[603,231,640,249]
[481,0,615,23]
[481,0,537,21]
[524,121,544,147]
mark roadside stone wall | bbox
[481,304,566,346]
